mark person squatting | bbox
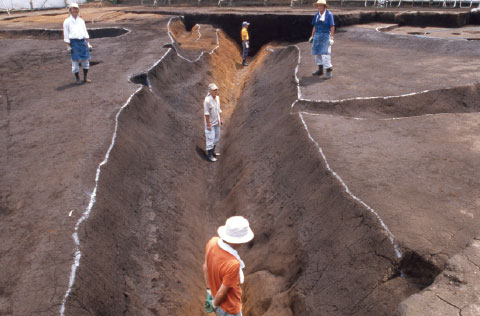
[63,3,92,84]
[310,0,335,79]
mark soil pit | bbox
[1,7,480,316]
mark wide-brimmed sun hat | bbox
[313,0,327,6]
[208,83,218,91]
[69,2,79,9]
[218,216,254,244]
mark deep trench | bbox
[62,13,480,316]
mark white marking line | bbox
[60,86,143,316]
[167,17,219,63]
[266,44,402,258]
[195,24,202,43]
[300,110,446,121]
[60,16,221,315]
[299,112,402,258]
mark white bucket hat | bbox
[218,216,254,244]
[208,83,218,91]
[313,0,327,6]
[69,2,79,8]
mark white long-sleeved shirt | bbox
[63,15,89,43]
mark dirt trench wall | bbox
[296,83,480,119]
[64,53,214,315]
[64,25,245,316]
[211,46,417,316]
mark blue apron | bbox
[312,33,330,55]
[70,38,90,61]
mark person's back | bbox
[206,237,242,314]
[203,216,254,316]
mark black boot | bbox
[312,65,323,76]
[74,72,81,84]
[325,68,333,79]
[207,149,217,162]
[213,145,220,157]
[83,68,91,83]
[242,59,248,66]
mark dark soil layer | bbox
[140,9,480,54]
[2,7,480,316]
[295,83,480,119]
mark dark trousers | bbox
[242,41,249,60]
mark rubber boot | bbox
[312,65,323,76]
[83,69,91,83]
[325,68,333,79]
[213,145,220,157]
[207,149,217,162]
[74,72,81,84]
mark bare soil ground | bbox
[1,4,480,316]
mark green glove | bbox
[309,36,313,43]
[205,289,215,314]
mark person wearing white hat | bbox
[203,216,254,316]
[241,21,250,66]
[63,3,92,84]
[204,83,223,162]
[309,0,335,79]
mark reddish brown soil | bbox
[1,5,480,316]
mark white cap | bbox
[242,21,250,26]
[218,216,254,244]
[313,0,327,6]
[208,83,218,91]
[69,2,79,8]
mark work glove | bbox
[204,289,216,314]
[88,43,93,52]
[329,38,334,46]
[245,41,249,49]
[67,46,72,53]
[309,36,313,43]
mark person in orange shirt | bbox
[203,216,254,315]
[241,21,250,66]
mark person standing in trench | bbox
[309,0,335,79]
[63,3,92,84]
[204,83,223,162]
[241,21,250,66]
[203,216,254,316]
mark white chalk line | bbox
[60,16,220,315]
[266,44,402,258]
[195,24,202,43]
[299,112,402,258]
[299,110,448,121]
[167,17,219,63]
[59,85,142,316]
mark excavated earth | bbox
[1,4,480,316]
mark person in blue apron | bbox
[63,3,92,84]
[309,0,335,79]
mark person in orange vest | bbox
[203,216,255,315]
[241,21,250,66]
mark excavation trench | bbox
[62,17,479,316]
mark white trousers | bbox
[72,59,90,73]
[205,124,220,150]
[314,45,332,69]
